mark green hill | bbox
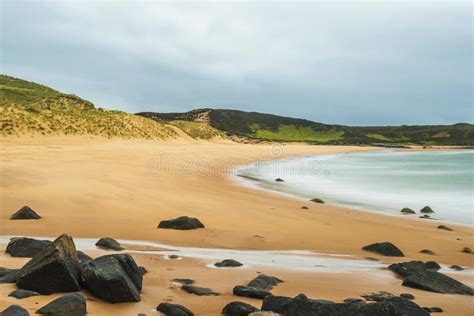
[0,75,176,139]
[137,109,474,146]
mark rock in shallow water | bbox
[222,301,259,316]
[36,293,86,316]
[16,234,81,294]
[10,206,41,220]
[157,216,204,230]
[6,237,52,258]
[310,198,325,204]
[1,305,30,316]
[157,302,194,316]
[362,242,404,257]
[389,261,474,295]
[400,208,415,214]
[81,253,143,303]
[420,206,435,213]
[95,237,124,251]
[215,259,243,268]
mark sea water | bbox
[235,150,474,225]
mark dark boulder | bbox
[10,206,41,220]
[76,251,93,264]
[95,237,124,251]
[389,261,474,295]
[222,301,259,316]
[16,234,81,294]
[420,206,434,213]
[248,274,283,290]
[437,225,453,231]
[362,242,404,257]
[181,284,219,296]
[262,293,428,316]
[424,261,441,271]
[233,285,271,299]
[158,216,204,230]
[36,293,86,316]
[1,305,30,316]
[215,259,243,268]
[400,208,415,214]
[275,178,284,182]
[419,249,436,255]
[6,237,52,258]
[310,198,325,204]
[0,267,19,283]
[81,253,143,303]
[156,303,194,316]
[8,289,39,299]
[450,265,464,271]
[461,247,472,254]
[169,254,180,259]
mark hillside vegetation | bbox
[138,109,474,146]
[0,75,176,139]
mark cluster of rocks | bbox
[222,292,437,316]
[400,206,436,218]
[233,274,284,299]
[1,234,145,315]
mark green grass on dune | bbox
[170,120,225,139]
[251,124,344,142]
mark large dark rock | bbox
[8,289,39,299]
[362,242,404,257]
[275,178,284,182]
[181,284,219,296]
[6,237,52,258]
[389,261,474,295]
[400,208,415,214]
[81,253,143,303]
[16,234,81,294]
[233,285,271,299]
[157,216,204,230]
[248,275,283,290]
[95,237,124,251]
[420,206,434,213]
[222,301,259,316]
[1,305,30,316]
[215,259,243,268]
[0,267,19,283]
[76,251,93,265]
[262,293,428,316]
[36,293,86,316]
[156,303,194,316]
[10,206,41,220]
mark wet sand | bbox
[0,137,473,314]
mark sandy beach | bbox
[1,136,473,315]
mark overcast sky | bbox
[1,1,472,125]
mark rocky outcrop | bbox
[420,206,434,213]
[1,305,30,316]
[16,234,81,294]
[222,301,259,316]
[388,261,474,295]
[262,293,429,316]
[158,216,204,230]
[8,289,39,299]
[10,206,41,220]
[36,293,86,316]
[6,237,52,258]
[362,242,404,257]
[156,303,194,316]
[400,208,415,214]
[181,284,219,296]
[215,259,243,268]
[95,237,124,251]
[81,253,143,303]
[233,286,272,299]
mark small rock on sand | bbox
[95,237,124,251]
[157,303,194,316]
[214,259,243,268]
[8,289,39,299]
[437,225,453,231]
[461,247,473,254]
[158,216,204,230]
[362,242,404,257]
[419,249,436,255]
[222,301,259,316]
[1,304,30,316]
